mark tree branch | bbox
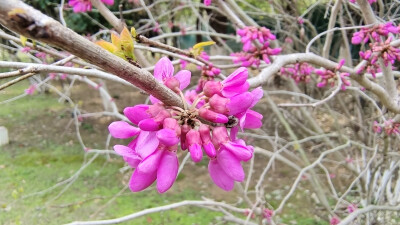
[0,0,183,107]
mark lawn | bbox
[0,81,224,225]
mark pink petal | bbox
[154,57,174,81]
[227,92,253,115]
[174,70,191,90]
[208,159,235,191]
[139,118,160,131]
[135,131,159,158]
[137,149,163,173]
[129,169,157,192]
[203,142,216,158]
[123,155,141,168]
[230,126,239,140]
[189,143,203,162]
[101,0,114,5]
[113,144,136,157]
[157,151,179,193]
[157,128,179,146]
[217,150,245,182]
[108,121,140,139]
[250,87,263,108]
[149,95,161,104]
[124,105,150,125]
[221,142,252,161]
[222,82,249,98]
[243,110,263,129]
[223,67,248,87]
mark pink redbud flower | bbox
[69,0,114,13]
[186,129,203,162]
[330,216,340,225]
[373,121,382,133]
[280,63,314,84]
[24,85,36,95]
[204,0,212,6]
[315,59,351,90]
[20,46,31,53]
[48,73,57,80]
[154,57,191,92]
[108,121,140,139]
[208,158,235,191]
[209,92,254,115]
[384,120,400,135]
[199,124,216,158]
[201,63,221,77]
[297,17,304,25]
[347,203,358,213]
[198,107,229,123]
[349,0,376,4]
[203,67,249,98]
[263,209,274,221]
[35,52,47,60]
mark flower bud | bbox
[203,81,222,97]
[199,107,228,123]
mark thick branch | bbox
[0,0,182,107]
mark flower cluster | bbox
[351,22,399,45]
[373,120,400,135]
[109,57,263,193]
[315,59,351,90]
[349,0,377,4]
[280,63,314,84]
[24,85,36,95]
[68,0,114,13]
[352,22,400,76]
[237,26,277,51]
[231,26,281,67]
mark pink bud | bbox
[186,129,203,162]
[137,148,164,173]
[203,81,222,97]
[212,126,229,149]
[209,94,229,114]
[164,77,180,92]
[157,128,179,146]
[108,121,140,138]
[180,124,191,150]
[199,107,228,123]
[124,105,151,125]
[139,118,160,131]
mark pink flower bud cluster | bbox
[204,0,212,6]
[349,0,377,4]
[352,22,399,45]
[231,43,281,67]
[330,216,340,225]
[20,46,31,53]
[109,57,263,193]
[237,26,276,51]
[357,37,400,76]
[315,59,351,90]
[263,209,274,221]
[373,120,400,135]
[280,63,314,84]
[68,0,114,13]
[24,84,36,95]
[357,50,382,78]
[231,26,281,68]
[201,63,221,77]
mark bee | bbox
[225,116,239,128]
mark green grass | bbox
[0,82,222,225]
